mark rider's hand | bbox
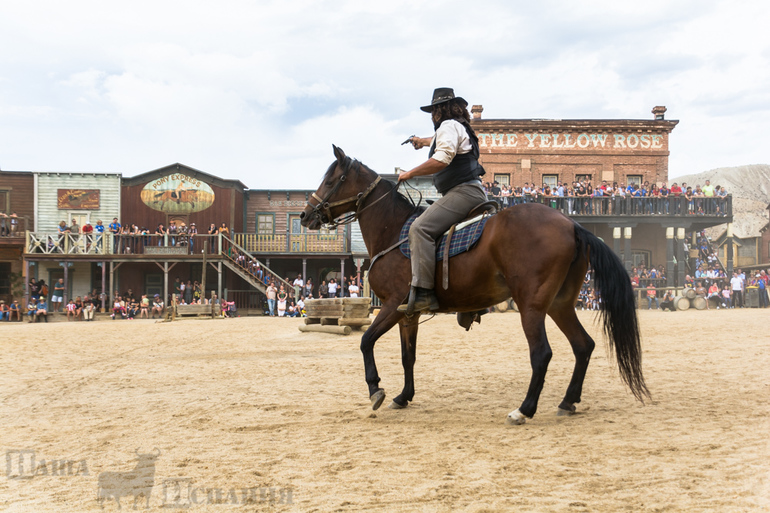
[398,171,412,182]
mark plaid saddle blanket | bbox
[399,212,489,261]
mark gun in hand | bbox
[401,135,415,145]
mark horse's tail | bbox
[574,223,650,402]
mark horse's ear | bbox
[332,145,346,163]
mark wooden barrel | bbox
[673,296,690,311]
[684,287,696,299]
[496,300,509,312]
[691,296,707,310]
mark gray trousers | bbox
[409,181,487,289]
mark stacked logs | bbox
[299,297,372,335]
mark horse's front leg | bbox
[360,303,403,410]
[389,315,420,409]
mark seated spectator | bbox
[111,296,126,319]
[83,297,95,321]
[27,299,37,322]
[9,300,21,321]
[35,297,49,322]
[707,283,720,309]
[140,294,150,319]
[0,300,8,320]
[646,283,659,310]
[720,285,732,309]
[66,299,77,321]
[151,294,164,319]
[74,296,84,320]
[127,301,140,319]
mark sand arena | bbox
[1,309,768,511]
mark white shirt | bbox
[430,119,473,165]
[328,282,338,293]
[293,278,304,288]
[730,276,742,291]
[349,284,360,297]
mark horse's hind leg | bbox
[507,311,552,425]
[548,304,596,415]
[390,317,419,409]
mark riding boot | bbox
[397,286,439,315]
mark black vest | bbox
[429,120,486,195]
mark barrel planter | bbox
[683,287,697,299]
[496,300,509,312]
[673,296,690,311]
[691,296,707,310]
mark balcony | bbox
[488,195,732,222]
[234,232,349,254]
[0,215,32,245]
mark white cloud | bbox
[0,0,769,182]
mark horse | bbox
[152,189,198,211]
[300,146,649,424]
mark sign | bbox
[140,174,215,214]
[477,132,665,150]
[58,189,100,209]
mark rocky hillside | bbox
[674,164,770,238]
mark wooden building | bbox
[0,171,34,304]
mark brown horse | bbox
[301,146,649,424]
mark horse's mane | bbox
[326,156,426,215]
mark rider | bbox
[397,88,487,314]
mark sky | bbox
[1,0,769,189]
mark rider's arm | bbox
[410,137,433,149]
[398,158,446,182]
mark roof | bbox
[121,163,247,190]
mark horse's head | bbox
[300,145,380,230]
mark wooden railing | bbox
[0,215,31,237]
[234,232,348,254]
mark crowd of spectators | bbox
[39,217,231,255]
[263,273,363,317]
[482,179,730,216]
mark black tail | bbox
[575,224,650,402]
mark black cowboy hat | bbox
[420,87,468,112]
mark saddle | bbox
[401,200,498,330]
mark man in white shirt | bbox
[730,272,744,308]
[397,88,487,314]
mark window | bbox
[627,175,643,187]
[631,250,651,268]
[493,174,510,186]
[542,175,558,188]
[256,214,274,234]
[0,190,9,213]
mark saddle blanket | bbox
[400,212,489,261]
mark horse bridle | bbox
[305,158,383,228]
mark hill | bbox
[673,164,770,238]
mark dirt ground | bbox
[1,309,768,512]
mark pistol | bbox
[401,135,416,145]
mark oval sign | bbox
[140,174,215,214]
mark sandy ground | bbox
[1,309,768,512]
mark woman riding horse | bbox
[300,149,648,425]
[397,88,487,315]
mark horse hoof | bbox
[388,400,407,409]
[557,404,577,416]
[370,389,386,411]
[505,409,527,425]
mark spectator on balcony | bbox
[669,182,682,214]
[10,212,19,236]
[155,223,166,246]
[0,213,7,236]
[219,222,230,236]
[81,221,93,251]
[188,223,198,254]
[168,220,178,247]
[108,218,121,253]
[94,219,105,250]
